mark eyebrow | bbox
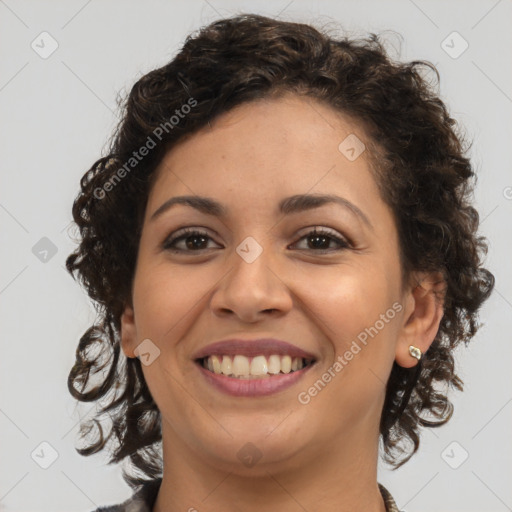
[150,193,373,230]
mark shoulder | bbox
[378,483,404,512]
[90,478,162,512]
[92,506,126,512]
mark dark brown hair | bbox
[66,13,495,488]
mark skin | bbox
[120,93,445,512]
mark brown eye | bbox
[162,226,350,255]
[162,228,220,253]
[291,227,350,253]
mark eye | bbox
[162,226,350,254]
[290,227,351,253]
[162,227,220,253]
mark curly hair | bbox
[65,13,495,488]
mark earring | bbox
[408,345,422,361]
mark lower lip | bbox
[195,361,315,397]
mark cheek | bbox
[133,261,201,332]
[303,267,400,408]
[305,267,395,340]
[303,272,398,418]
[131,263,205,406]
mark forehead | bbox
[147,94,382,215]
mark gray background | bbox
[1,1,511,511]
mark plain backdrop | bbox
[1,1,511,511]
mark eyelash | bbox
[162,226,351,254]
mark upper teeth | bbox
[202,354,309,378]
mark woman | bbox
[66,13,494,512]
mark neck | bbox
[152,420,386,512]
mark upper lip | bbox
[193,338,318,361]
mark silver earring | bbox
[409,345,422,361]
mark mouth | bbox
[196,354,316,379]
[192,338,318,396]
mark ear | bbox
[395,271,446,368]
[120,301,138,359]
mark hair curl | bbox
[66,13,495,488]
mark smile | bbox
[195,354,316,396]
[199,354,315,378]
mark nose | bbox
[209,241,293,323]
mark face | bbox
[120,93,441,475]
